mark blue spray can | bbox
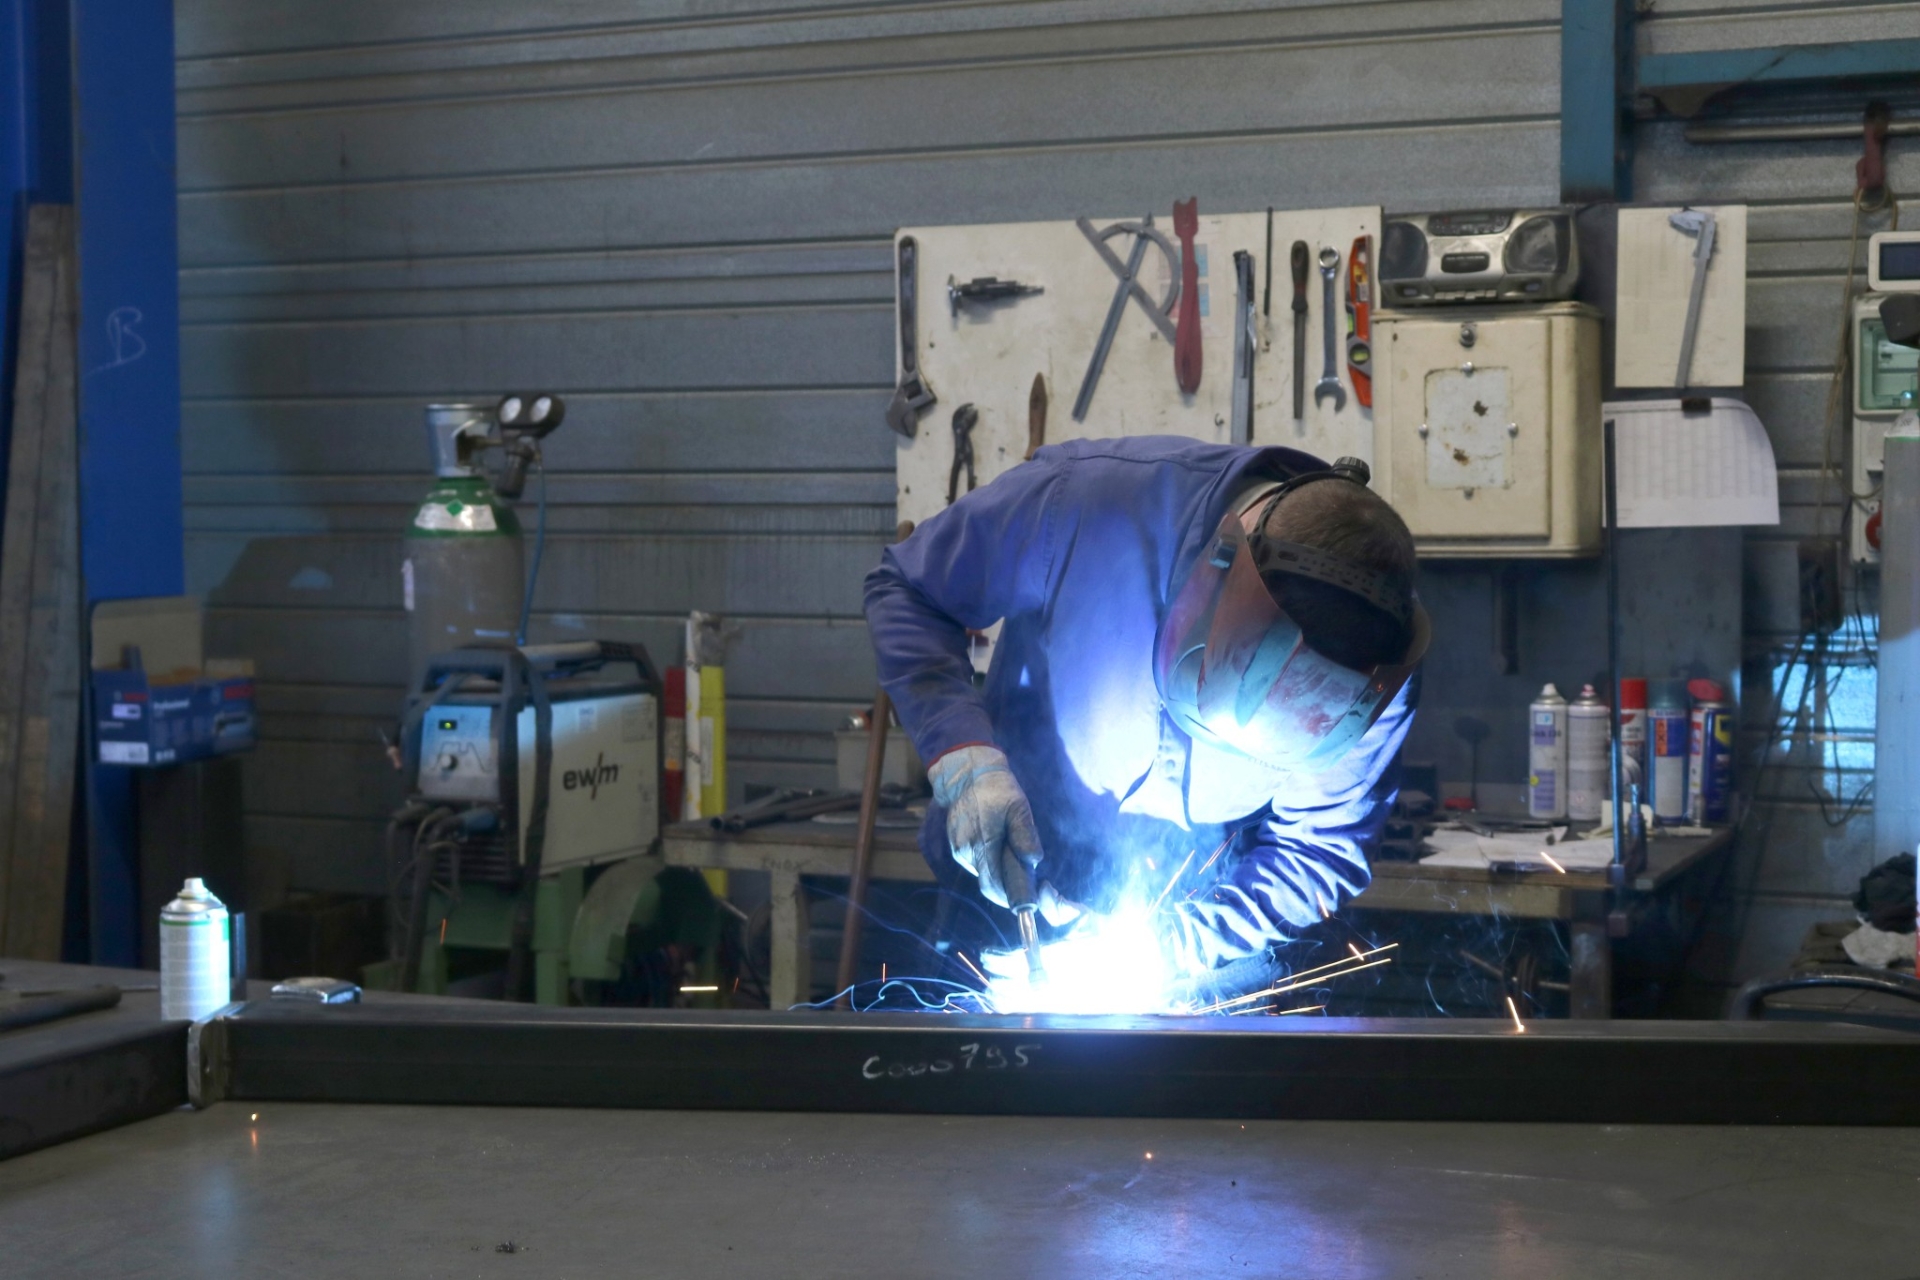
[1687,678,1733,824]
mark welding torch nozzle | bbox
[1016,905,1047,984]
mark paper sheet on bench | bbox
[1419,828,1618,870]
[1606,397,1779,528]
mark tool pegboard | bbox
[891,206,1380,532]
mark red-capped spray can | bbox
[1649,679,1691,825]
[1618,677,1648,800]
[1527,683,1568,820]
[663,666,687,821]
[1687,678,1733,824]
[1567,684,1611,823]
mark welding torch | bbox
[998,845,1049,984]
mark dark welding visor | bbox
[1153,469,1428,769]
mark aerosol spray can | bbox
[1617,677,1648,800]
[1567,684,1611,823]
[1527,684,1568,820]
[160,878,231,1021]
[1648,679,1691,825]
[1687,678,1734,824]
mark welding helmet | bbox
[1153,459,1429,769]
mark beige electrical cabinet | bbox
[1372,301,1602,557]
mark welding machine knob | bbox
[436,752,460,772]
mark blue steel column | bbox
[1560,0,1633,203]
[71,0,186,965]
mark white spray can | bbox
[1648,678,1691,825]
[1567,684,1611,823]
[160,877,231,1021]
[1527,684,1569,820]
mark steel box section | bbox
[0,1018,187,1160]
[216,1003,1920,1126]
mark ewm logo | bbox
[563,753,620,799]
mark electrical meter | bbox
[1851,291,1920,563]
[1866,231,1920,294]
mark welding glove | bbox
[929,745,1044,910]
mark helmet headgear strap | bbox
[1245,456,1414,634]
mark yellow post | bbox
[698,663,728,898]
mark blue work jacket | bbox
[863,435,1418,969]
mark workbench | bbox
[661,818,1731,1015]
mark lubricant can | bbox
[1527,684,1568,820]
[1687,678,1733,824]
[1618,677,1648,798]
[1567,684,1610,823]
[1648,679,1690,825]
[160,877,231,1021]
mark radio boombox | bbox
[1377,209,1579,305]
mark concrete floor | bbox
[3,1100,1917,1278]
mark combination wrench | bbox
[1314,245,1346,412]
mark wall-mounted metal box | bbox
[1372,301,1602,558]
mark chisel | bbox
[1290,241,1310,422]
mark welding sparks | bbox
[1538,849,1567,874]
[1506,995,1526,1033]
[1192,944,1398,1016]
[1150,847,1198,911]
[956,951,992,987]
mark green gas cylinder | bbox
[404,403,525,684]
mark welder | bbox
[863,436,1427,981]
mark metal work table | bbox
[661,819,1731,1015]
[5,960,1919,1277]
[3,1081,1918,1277]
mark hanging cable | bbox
[514,442,547,647]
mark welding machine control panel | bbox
[418,705,499,802]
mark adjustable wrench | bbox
[1314,245,1346,411]
[885,236,935,437]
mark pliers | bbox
[946,403,978,505]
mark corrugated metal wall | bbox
[174,0,1912,994]
[1635,1,1918,995]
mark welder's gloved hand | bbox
[929,745,1044,910]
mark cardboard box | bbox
[91,596,256,767]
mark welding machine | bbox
[386,640,665,1001]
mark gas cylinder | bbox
[403,403,524,684]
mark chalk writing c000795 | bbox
[861,1042,1040,1081]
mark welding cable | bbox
[1682,630,1813,963]
[400,807,456,991]
[514,444,547,647]
[1815,184,1902,532]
